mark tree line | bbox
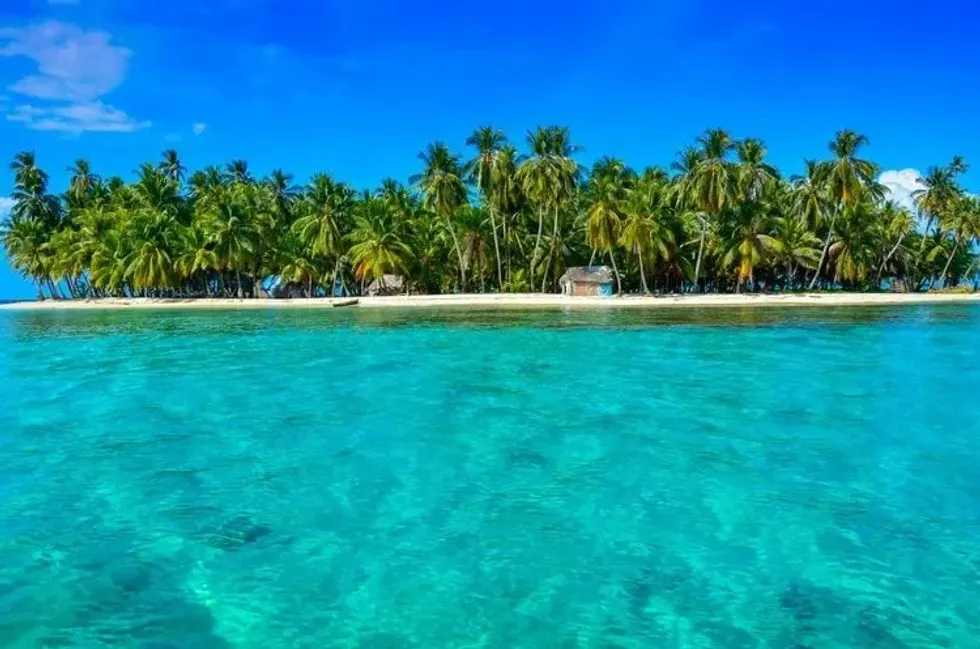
[2,127,978,300]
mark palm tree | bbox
[124,210,179,293]
[875,201,915,286]
[175,225,219,296]
[913,158,967,237]
[292,174,351,262]
[791,161,829,228]
[66,159,99,210]
[583,158,632,294]
[159,149,186,185]
[735,138,779,201]
[411,142,469,290]
[265,169,300,229]
[347,197,413,289]
[225,160,252,184]
[935,196,980,286]
[621,168,675,294]
[719,201,779,292]
[689,128,735,291]
[457,205,492,292]
[517,126,579,291]
[2,217,53,298]
[490,144,524,286]
[829,201,878,288]
[466,126,507,289]
[276,233,321,297]
[809,130,876,289]
[772,215,821,288]
[199,185,257,297]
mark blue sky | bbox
[1,0,977,298]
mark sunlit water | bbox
[2,305,979,648]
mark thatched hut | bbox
[366,274,406,296]
[559,266,614,297]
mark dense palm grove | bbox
[2,127,978,299]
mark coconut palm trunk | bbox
[609,248,622,294]
[940,239,960,287]
[809,203,839,290]
[692,219,707,293]
[444,214,467,291]
[876,232,907,286]
[530,207,545,287]
[489,204,503,290]
[638,250,649,294]
[539,204,560,292]
[476,167,503,290]
[47,277,63,299]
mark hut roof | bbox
[367,274,405,292]
[559,266,613,284]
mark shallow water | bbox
[2,305,980,648]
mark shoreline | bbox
[2,292,979,311]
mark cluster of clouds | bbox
[879,169,926,213]
[0,20,150,133]
[0,196,14,217]
[0,18,210,138]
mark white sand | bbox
[2,292,979,311]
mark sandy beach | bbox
[2,292,979,311]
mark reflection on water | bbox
[5,302,977,338]
[1,305,979,648]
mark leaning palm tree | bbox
[809,130,876,289]
[1,216,53,298]
[934,196,980,286]
[874,201,915,286]
[913,158,966,237]
[411,142,469,290]
[466,126,507,288]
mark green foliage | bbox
[2,129,977,300]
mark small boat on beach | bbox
[332,298,359,308]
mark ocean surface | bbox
[2,305,979,648]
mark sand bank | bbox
[2,292,979,311]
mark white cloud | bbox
[0,20,146,134]
[879,169,924,213]
[0,196,14,218]
[7,101,149,133]
[192,121,207,136]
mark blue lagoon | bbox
[1,305,979,648]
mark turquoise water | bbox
[2,305,980,648]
